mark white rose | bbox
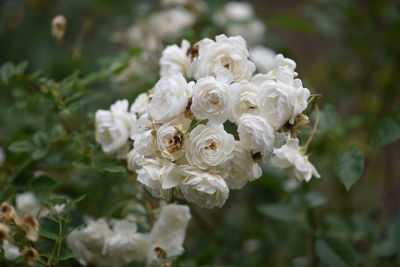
[131,114,157,157]
[2,240,20,260]
[226,19,266,46]
[67,219,114,267]
[130,93,150,116]
[250,46,276,74]
[136,158,181,200]
[191,71,240,124]
[104,219,149,265]
[160,40,191,77]
[274,53,296,72]
[214,2,254,25]
[147,74,191,122]
[15,192,41,217]
[95,99,134,159]
[146,204,191,266]
[126,148,143,171]
[270,138,320,182]
[191,34,255,82]
[237,114,275,160]
[150,8,196,40]
[156,123,185,161]
[257,73,310,129]
[223,141,262,190]
[178,166,229,208]
[232,79,261,122]
[185,124,235,169]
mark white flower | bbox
[15,192,41,217]
[232,79,261,121]
[214,2,254,25]
[148,74,192,122]
[136,158,180,200]
[95,100,134,159]
[160,40,191,77]
[178,166,229,208]
[67,219,114,267]
[2,240,20,260]
[223,141,262,189]
[250,46,276,74]
[274,53,296,72]
[126,148,143,172]
[257,72,310,129]
[191,71,240,124]
[270,138,320,182]
[131,113,157,157]
[104,219,149,265]
[237,114,275,160]
[147,204,191,266]
[185,124,235,169]
[156,123,185,161]
[191,34,255,82]
[130,93,150,116]
[226,19,266,46]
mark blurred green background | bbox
[1,0,400,266]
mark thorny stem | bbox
[304,104,320,150]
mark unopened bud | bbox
[22,215,39,242]
[22,247,39,266]
[51,15,67,41]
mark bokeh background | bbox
[1,0,400,266]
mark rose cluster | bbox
[95,34,320,209]
[67,204,191,267]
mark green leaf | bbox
[258,204,300,222]
[32,148,47,160]
[32,131,48,147]
[58,251,75,261]
[40,230,59,241]
[8,140,34,153]
[315,237,357,267]
[30,176,59,192]
[334,150,364,190]
[0,62,15,84]
[102,165,126,173]
[371,107,400,146]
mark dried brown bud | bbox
[154,246,167,259]
[188,42,200,60]
[22,215,39,242]
[51,15,67,41]
[0,223,9,241]
[0,202,21,225]
[22,247,39,266]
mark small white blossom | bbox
[67,219,114,267]
[178,166,229,208]
[223,141,262,189]
[147,204,191,266]
[257,70,310,129]
[270,138,320,182]
[131,113,157,157]
[103,218,149,265]
[136,158,180,200]
[148,74,192,122]
[214,2,254,25]
[232,79,261,121]
[2,240,20,260]
[156,123,185,161]
[237,114,275,160]
[130,93,150,116]
[15,192,41,217]
[250,46,276,74]
[191,70,240,124]
[226,19,266,45]
[191,34,255,82]
[160,40,191,77]
[95,100,134,159]
[185,124,235,169]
